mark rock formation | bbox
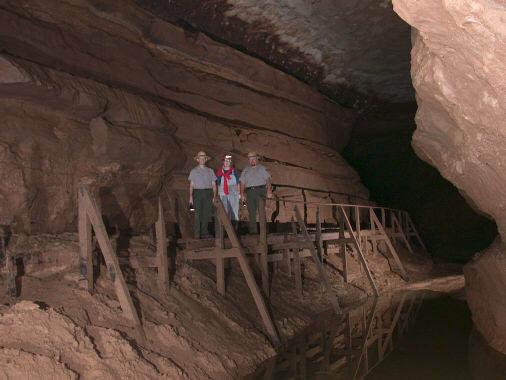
[0,0,368,235]
[392,0,506,352]
[137,0,414,107]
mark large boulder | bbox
[393,0,506,352]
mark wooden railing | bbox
[74,185,427,347]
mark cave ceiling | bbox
[137,0,414,108]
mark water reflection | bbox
[249,292,423,380]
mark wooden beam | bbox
[259,197,269,296]
[78,193,94,292]
[340,206,379,296]
[406,213,427,250]
[79,186,145,341]
[391,214,413,254]
[337,207,348,283]
[316,206,323,261]
[291,220,303,300]
[352,298,379,379]
[214,198,280,346]
[370,212,408,280]
[215,213,225,296]
[293,205,341,315]
[381,294,407,356]
[182,248,240,261]
[156,196,169,295]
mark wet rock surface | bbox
[393,0,506,353]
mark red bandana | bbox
[216,167,234,195]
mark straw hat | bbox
[194,151,211,161]
[247,151,259,158]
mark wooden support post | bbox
[78,192,94,292]
[259,197,269,296]
[79,186,145,341]
[345,312,353,375]
[291,220,303,300]
[293,206,341,315]
[340,206,379,296]
[381,208,386,228]
[370,212,409,280]
[391,213,414,254]
[156,197,169,295]
[337,207,348,283]
[355,206,361,240]
[353,298,378,379]
[316,206,323,261]
[381,294,406,356]
[214,198,280,346]
[286,248,292,277]
[215,212,225,296]
[5,255,16,297]
[406,214,427,250]
[1,227,16,297]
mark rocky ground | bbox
[0,233,462,379]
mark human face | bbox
[248,156,257,166]
[223,157,232,168]
[197,155,207,166]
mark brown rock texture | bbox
[137,0,414,106]
[392,0,506,352]
[0,0,368,234]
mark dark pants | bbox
[245,186,266,234]
[193,188,213,238]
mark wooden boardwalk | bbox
[68,187,426,346]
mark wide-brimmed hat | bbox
[247,151,259,158]
[194,151,211,161]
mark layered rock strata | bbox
[137,0,414,106]
[392,0,506,352]
[0,0,367,235]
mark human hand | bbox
[266,191,273,199]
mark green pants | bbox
[193,189,213,238]
[245,186,266,234]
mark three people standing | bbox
[188,150,272,239]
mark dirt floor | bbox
[0,233,463,379]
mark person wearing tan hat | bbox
[240,151,273,234]
[216,154,241,228]
[188,151,217,239]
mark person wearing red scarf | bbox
[216,155,241,227]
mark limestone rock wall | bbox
[392,0,506,352]
[0,0,367,234]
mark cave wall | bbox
[136,0,414,107]
[344,103,497,263]
[0,0,368,235]
[392,0,506,353]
